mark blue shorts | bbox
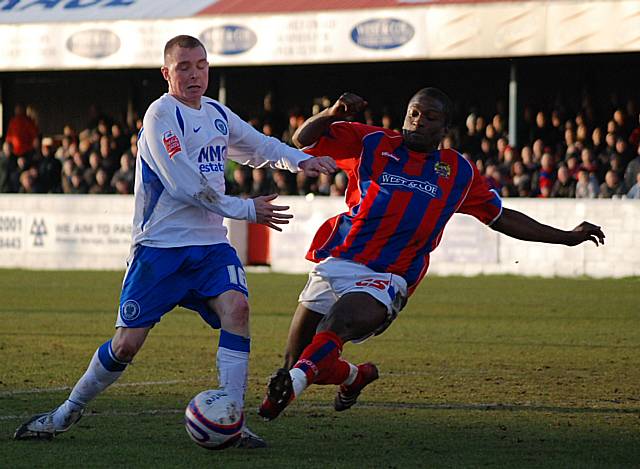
[116,243,248,329]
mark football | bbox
[184,389,244,450]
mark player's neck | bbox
[170,93,201,110]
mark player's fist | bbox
[329,92,368,119]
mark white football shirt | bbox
[132,93,309,248]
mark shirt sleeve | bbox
[142,107,256,222]
[457,160,503,225]
[224,105,309,172]
[302,121,364,162]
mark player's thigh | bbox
[117,245,194,329]
[318,292,388,341]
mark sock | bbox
[217,330,250,408]
[53,339,129,427]
[291,331,352,393]
[343,363,359,386]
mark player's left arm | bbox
[223,105,336,177]
[490,208,605,247]
[456,156,605,247]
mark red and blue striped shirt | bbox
[304,122,503,295]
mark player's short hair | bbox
[411,87,453,127]
[164,35,206,62]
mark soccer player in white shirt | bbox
[14,35,336,448]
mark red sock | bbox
[293,331,351,385]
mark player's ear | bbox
[161,66,170,81]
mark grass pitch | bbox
[0,270,638,468]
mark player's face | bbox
[162,45,209,109]
[402,95,448,153]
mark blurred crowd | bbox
[1,94,640,200]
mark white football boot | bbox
[13,406,83,440]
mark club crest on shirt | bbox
[162,130,181,158]
[120,300,141,322]
[214,119,228,135]
[434,162,451,178]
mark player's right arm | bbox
[293,92,368,148]
[142,108,291,230]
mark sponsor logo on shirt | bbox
[380,172,439,198]
[162,130,181,158]
[198,145,226,173]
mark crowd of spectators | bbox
[1,95,640,200]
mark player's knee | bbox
[225,296,250,329]
[111,336,142,362]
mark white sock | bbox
[343,363,359,386]
[217,330,250,408]
[289,368,308,398]
[53,339,128,427]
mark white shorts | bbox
[299,257,408,340]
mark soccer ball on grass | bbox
[184,389,244,450]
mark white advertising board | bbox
[1,1,639,70]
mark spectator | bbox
[530,111,551,146]
[623,145,640,189]
[18,168,40,193]
[532,152,556,195]
[89,168,115,194]
[272,169,296,195]
[38,139,62,193]
[626,172,640,199]
[511,161,531,197]
[5,104,39,158]
[551,165,576,198]
[111,154,135,194]
[317,173,332,196]
[598,170,626,198]
[249,168,274,197]
[69,169,89,194]
[226,166,251,196]
[330,171,348,197]
[84,151,101,187]
[0,141,15,193]
[575,168,599,198]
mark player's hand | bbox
[329,92,368,119]
[252,194,293,232]
[566,221,605,246]
[299,156,337,177]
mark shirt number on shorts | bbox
[227,265,247,289]
[355,278,390,291]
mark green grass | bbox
[0,271,638,468]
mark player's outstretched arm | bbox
[293,92,368,148]
[253,194,293,232]
[490,208,605,246]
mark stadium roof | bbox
[0,0,638,71]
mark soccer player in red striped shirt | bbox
[259,89,605,420]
